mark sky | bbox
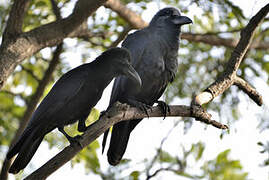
[7,0,269,179]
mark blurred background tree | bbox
[0,0,268,179]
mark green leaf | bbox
[159,150,177,163]
[130,171,140,180]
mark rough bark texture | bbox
[0,0,108,90]
[1,1,268,178]
[1,0,268,90]
[105,0,148,29]
[0,1,64,179]
[202,3,269,103]
[104,0,266,125]
[104,0,269,50]
[234,76,263,106]
[190,3,269,124]
[25,102,219,180]
[2,0,30,38]
[0,43,63,180]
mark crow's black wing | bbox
[28,65,88,127]
[102,30,149,154]
[109,30,149,106]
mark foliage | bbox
[0,0,268,179]
[202,149,248,180]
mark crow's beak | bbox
[124,64,142,88]
[171,15,192,26]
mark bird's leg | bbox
[58,127,73,143]
[78,111,93,132]
[156,100,170,120]
[125,98,152,118]
[58,127,82,147]
[78,117,87,132]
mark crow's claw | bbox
[58,127,83,148]
[126,99,152,118]
[156,100,170,120]
[136,102,151,118]
[99,110,106,118]
[69,135,83,148]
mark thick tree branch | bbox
[25,4,268,178]
[25,102,225,180]
[0,2,64,179]
[104,0,147,29]
[0,0,108,90]
[104,0,269,51]
[0,44,63,180]
[192,3,268,124]
[105,0,267,127]
[203,3,268,102]
[14,0,107,57]
[2,0,30,39]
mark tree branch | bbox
[233,76,263,106]
[23,3,269,178]
[104,0,269,51]
[109,25,132,48]
[104,0,147,29]
[0,0,108,90]
[2,0,30,40]
[50,0,61,20]
[191,3,268,124]
[0,44,63,180]
[146,121,180,179]
[146,167,179,180]
[24,102,225,180]
[181,32,269,50]
[203,3,268,102]
[0,1,65,178]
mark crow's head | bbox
[150,7,192,28]
[100,47,142,88]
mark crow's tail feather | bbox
[7,127,44,174]
[107,119,141,166]
[6,127,32,160]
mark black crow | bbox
[102,7,192,165]
[7,47,141,174]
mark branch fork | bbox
[5,2,269,180]
[190,3,268,130]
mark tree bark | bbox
[104,0,269,50]
[25,4,268,178]
[25,103,221,180]
[0,0,108,90]
[0,2,64,179]
[194,3,268,107]
[0,44,63,180]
